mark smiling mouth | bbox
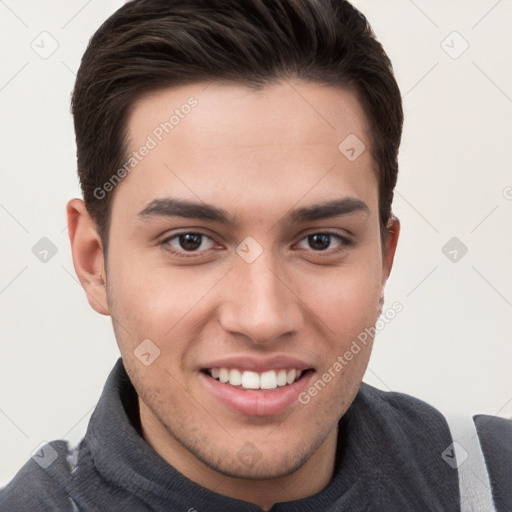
[202,368,313,391]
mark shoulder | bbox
[475,413,512,455]
[342,383,459,509]
[351,383,455,469]
[353,382,450,433]
[0,440,82,512]
[353,384,512,509]
[474,414,512,510]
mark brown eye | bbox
[179,233,203,251]
[307,233,332,251]
[296,232,345,251]
[165,232,215,252]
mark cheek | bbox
[300,259,383,332]
[106,256,221,350]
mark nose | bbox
[219,254,303,345]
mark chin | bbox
[201,447,310,481]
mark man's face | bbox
[104,81,397,480]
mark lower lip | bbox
[200,371,314,417]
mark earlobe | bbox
[66,199,110,316]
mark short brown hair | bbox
[72,0,403,252]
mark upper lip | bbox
[201,355,314,372]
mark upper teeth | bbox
[209,368,303,390]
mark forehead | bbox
[114,81,377,217]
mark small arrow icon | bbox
[134,339,161,366]
[237,442,262,466]
[445,449,455,458]
[440,31,469,59]
[442,237,468,263]
[338,134,365,161]
[31,442,58,468]
[442,441,468,468]
[32,237,58,263]
[30,31,59,60]
[236,236,263,263]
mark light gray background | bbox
[1,0,511,486]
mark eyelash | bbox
[161,231,352,258]
[161,232,218,259]
[295,232,351,252]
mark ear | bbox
[381,215,400,285]
[66,199,109,316]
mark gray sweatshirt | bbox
[1,359,511,511]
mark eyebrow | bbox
[138,198,235,224]
[288,197,370,224]
[137,197,369,225]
